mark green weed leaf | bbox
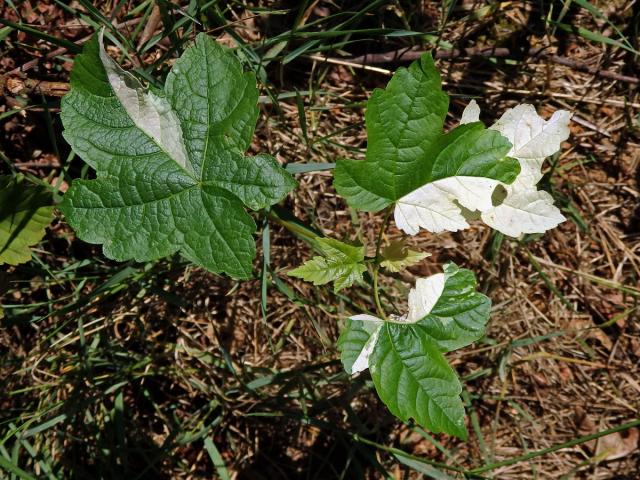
[338,263,491,438]
[60,33,296,279]
[288,237,366,292]
[334,53,520,215]
[0,175,54,265]
[371,322,467,439]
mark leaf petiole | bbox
[372,208,392,320]
[372,268,386,320]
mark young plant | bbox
[57,33,570,440]
[294,54,570,438]
[333,55,569,237]
[337,263,490,439]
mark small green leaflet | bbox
[337,263,491,439]
[333,53,521,234]
[0,175,54,265]
[380,240,429,273]
[60,33,296,279]
[288,237,366,292]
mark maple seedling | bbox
[338,263,490,439]
[292,53,570,438]
[56,33,570,440]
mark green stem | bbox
[372,208,393,320]
[267,206,321,248]
[372,268,386,320]
[269,204,392,320]
[352,434,469,474]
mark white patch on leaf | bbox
[407,273,445,322]
[460,99,480,124]
[394,176,500,234]
[346,273,446,374]
[480,104,571,236]
[510,158,545,190]
[481,189,565,237]
[98,33,191,175]
[349,314,383,374]
[490,105,571,161]
[396,102,571,237]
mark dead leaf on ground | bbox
[595,428,639,461]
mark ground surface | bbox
[1,1,640,479]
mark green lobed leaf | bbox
[337,262,491,438]
[0,175,54,266]
[60,33,296,279]
[288,237,366,292]
[380,240,429,273]
[416,263,491,352]
[370,322,467,439]
[333,53,520,212]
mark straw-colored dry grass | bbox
[1,0,639,478]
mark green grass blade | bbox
[0,19,80,52]
[0,456,35,480]
[470,419,640,474]
[553,22,640,55]
[203,437,231,480]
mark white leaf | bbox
[510,158,545,189]
[479,104,571,236]
[349,314,383,374]
[490,104,571,160]
[397,103,570,237]
[350,314,383,322]
[394,176,500,234]
[481,188,565,237]
[98,33,192,175]
[407,273,445,322]
[460,99,480,124]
